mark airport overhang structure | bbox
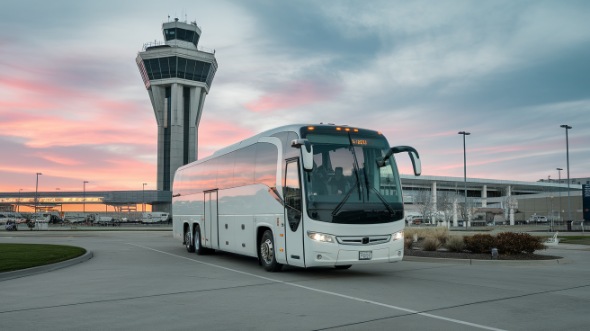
[0,190,171,209]
[0,176,582,210]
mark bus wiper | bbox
[370,187,395,215]
[331,185,357,217]
[362,166,371,201]
[347,133,363,201]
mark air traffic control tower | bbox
[136,18,217,192]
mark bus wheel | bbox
[185,226,195,253]
[194,226,210,255]
[259,230,282,272]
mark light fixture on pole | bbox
[142,183,147,213]
[34,173,42,215]
[83,181,89,214]
[557,167,563,224]
[458,131,470,227]
[17,188,23,213]
[560,125,572,223]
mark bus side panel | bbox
[217,185,284,258]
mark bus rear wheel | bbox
[194,225,212,255]
[185,226,195,253]
[259,230,282,272]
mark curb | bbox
[0,250,93,281]
[403,256,568,265]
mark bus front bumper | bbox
[306,243,404,267]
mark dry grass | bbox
[404,227,449,242]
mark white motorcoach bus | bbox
[173,124,421,271]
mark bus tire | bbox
[194,225,211,255]
[185,226,195,253]
[259,230,282,272]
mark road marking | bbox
[128,243,506,331]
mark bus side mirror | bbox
[291,139,314,172]
[378,145,421,176]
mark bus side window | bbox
[284,160,302,231]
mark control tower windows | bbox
[164,28,200,47]
[141,56,215,88]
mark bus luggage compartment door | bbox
[204,190,218,249]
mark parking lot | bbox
[1,230,589,330]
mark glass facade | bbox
[139,56,216,88]
[164,27,200,47]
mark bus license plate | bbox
[359,251,372,260]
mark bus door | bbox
[204,190,219,249]
[284,159,306,267]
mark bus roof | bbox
[178,123,385,173]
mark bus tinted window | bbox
[255,143,278,187]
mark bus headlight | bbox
[307,231,335,243]
[392,231,404,241]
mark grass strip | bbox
[0,243,86,272]
[558,236,590,245]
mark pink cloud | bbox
[245,80,340,112]
[198,119,254,158]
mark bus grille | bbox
[336,235,391,246]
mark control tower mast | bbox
[136,18,217,192]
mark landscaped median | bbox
[403,227,563,262]
[0,243,87,273]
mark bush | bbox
[464,234,496,254]
[422,237,440,251]
[445,236,465,252]
[495,232,545,255]
[431,228,449,246]
[404,237,414,249]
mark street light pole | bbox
[34,173,42,215]
[557,167,563,224]
[560,125,572,223]
[17,188,23,213]
[83,181,89,214]
[142,183,147,213]
[458,131,471,227]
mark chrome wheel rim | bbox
[260,238,274,264]
[185,231,191,249]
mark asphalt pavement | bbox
[1,230,589,330]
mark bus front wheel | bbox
[259,230,282,272]
[185,226,195,253]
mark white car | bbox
[528,215,548,223]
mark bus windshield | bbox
[303,133,404,224]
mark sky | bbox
[1,0,589,193]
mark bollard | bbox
[491,248,498,260]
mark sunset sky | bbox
[1,0,589,193]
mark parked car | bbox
[527,215,548,223]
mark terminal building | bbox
[0,19,586,225]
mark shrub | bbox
[422,237,440,251]
[496,232,545,255]
[464,234,496,254]
[431,228,449,246]
[404,237,414,249]
[445,236,465,252]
